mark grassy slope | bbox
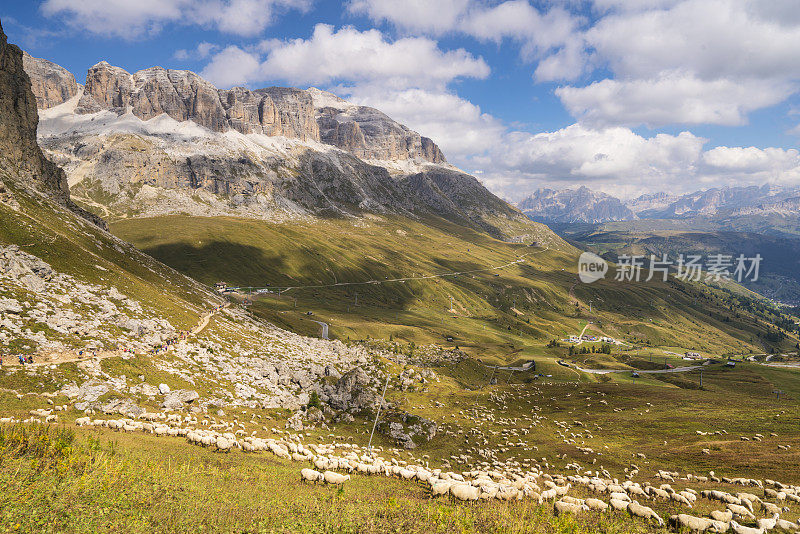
[113,214,798,361]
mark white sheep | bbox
[301,468,324,483]
[323,471,350,485]
[729,520,764,534]
[626,501,664,527]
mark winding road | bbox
[231,247,549,295]
[311,320,329,340]
[573,364,704,375]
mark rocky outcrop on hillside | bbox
[0,20,105,229]
[21,51,79,109]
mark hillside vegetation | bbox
[113,214,799,361]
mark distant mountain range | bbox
[519,185,800,303]
[518,185,800,239]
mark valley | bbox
[3,18,800,534]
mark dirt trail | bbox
[1,303,229,368]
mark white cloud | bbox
[343,86,505,159]
[556,74,795,127]
[174,42,219,61]
[703,146,800,174]
[258,24,489,88]
[347,0,471,35]
[200,46,261,87]
[40,0,310,39]
[473,125,800,200]
[535,0,800,128]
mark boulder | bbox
[162,389,199,410]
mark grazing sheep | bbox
[585,498,608,511]
[775,518,800,532]
[610,498,629,511]
[728,521,764,534]
[711,510,733,523]
[627,501,664,527]
[756,514,779,530]
[300,468,324,483]
[727,504,755,520]
[215,437,233,452]
[323,471,350,485]
[449,483,481,501]
[669,514,719,533]
[431,481,453,497]
[554,500,588,516]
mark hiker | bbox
[18,354,25,365]
[27,355,33,364]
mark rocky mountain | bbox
[19,54,552,242]
[0,22,103,228]
[518,186,637,224]
[22,51,80,109]
[634,185,798,219]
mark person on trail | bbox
[18,354,25,365]
[27,355,33,364]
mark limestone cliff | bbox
[0,20,105,229]
[22,51,79,109]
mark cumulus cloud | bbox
[40,0,311,39]
[349,0,583,66]
[556,74,795,127]
[543,0,800,127]
[174,42,219,61]
[347,0,471,35]
[343,86,505,159]
[475,125,800,200]
[200,45,261,87]
[258,24,489,88]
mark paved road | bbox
[233,247,549,295]
[574,364,704,375]
[484,361,536,372]
[311,320,329,340]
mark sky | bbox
[3,0,800,201]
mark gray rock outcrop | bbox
[0,20,105,228]
[22,51,79,109]
[323,367,383,414]
[379,412,438,449]
[162,389,199,410]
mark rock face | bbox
[379,412,438,449]
[0,21,105,228]
[21,51,79,109]
[310,88,445,163]
[0,22,69,202]
[78,63,228,132]
[36,59,440,163]
[323,367,383,414]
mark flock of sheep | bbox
[33,411,794,533]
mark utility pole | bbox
[367,372,391,456]
[699,369,703,388]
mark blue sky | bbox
[4,0,800,200]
